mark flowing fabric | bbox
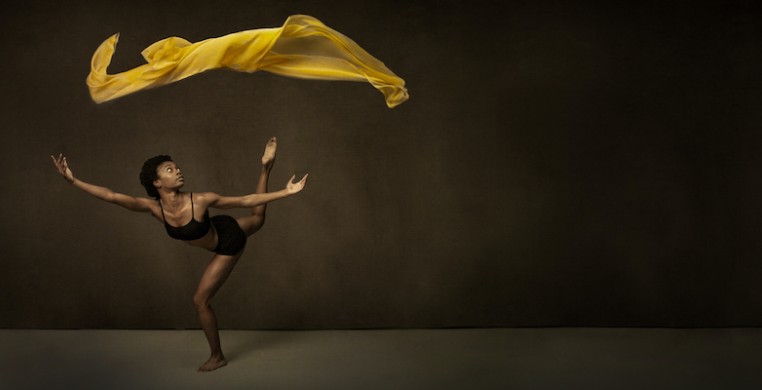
[87,15,408,108]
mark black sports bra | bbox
[159,193,211,241]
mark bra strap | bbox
[158,199,167,222]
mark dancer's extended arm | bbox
[203,174,308,209]
[50,154,154,212]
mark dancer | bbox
[50,137,307,372]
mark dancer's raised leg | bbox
[237,137,276,236]
[193,251,243,372]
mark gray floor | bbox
[2,328,762,389]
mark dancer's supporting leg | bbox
[194,137,276,372]
[237,136,276,236]
[194,251,243,372]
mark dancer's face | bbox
[153,161,185,191]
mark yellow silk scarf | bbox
[87,15,408,108]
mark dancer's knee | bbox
[193,294,211,310]
[251,214,266,230]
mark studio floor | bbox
[2,327,761,389]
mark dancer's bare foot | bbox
[262,137,277,169]
[197,355,228,372]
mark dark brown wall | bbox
[2,0,762,329]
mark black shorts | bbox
[211,215,247,255]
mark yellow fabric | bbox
[87,15,408,108]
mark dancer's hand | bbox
[286,174,308,194]
[50,153,75,183]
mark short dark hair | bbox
[139,155,172,199]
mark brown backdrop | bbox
[2,0,762,329]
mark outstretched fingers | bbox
[50,154,63,171]
[287,173,308,194]
[51,153,74,183]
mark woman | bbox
[50,137,307,372]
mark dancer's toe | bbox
[197,356,227,372]
[262,137,277,167]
